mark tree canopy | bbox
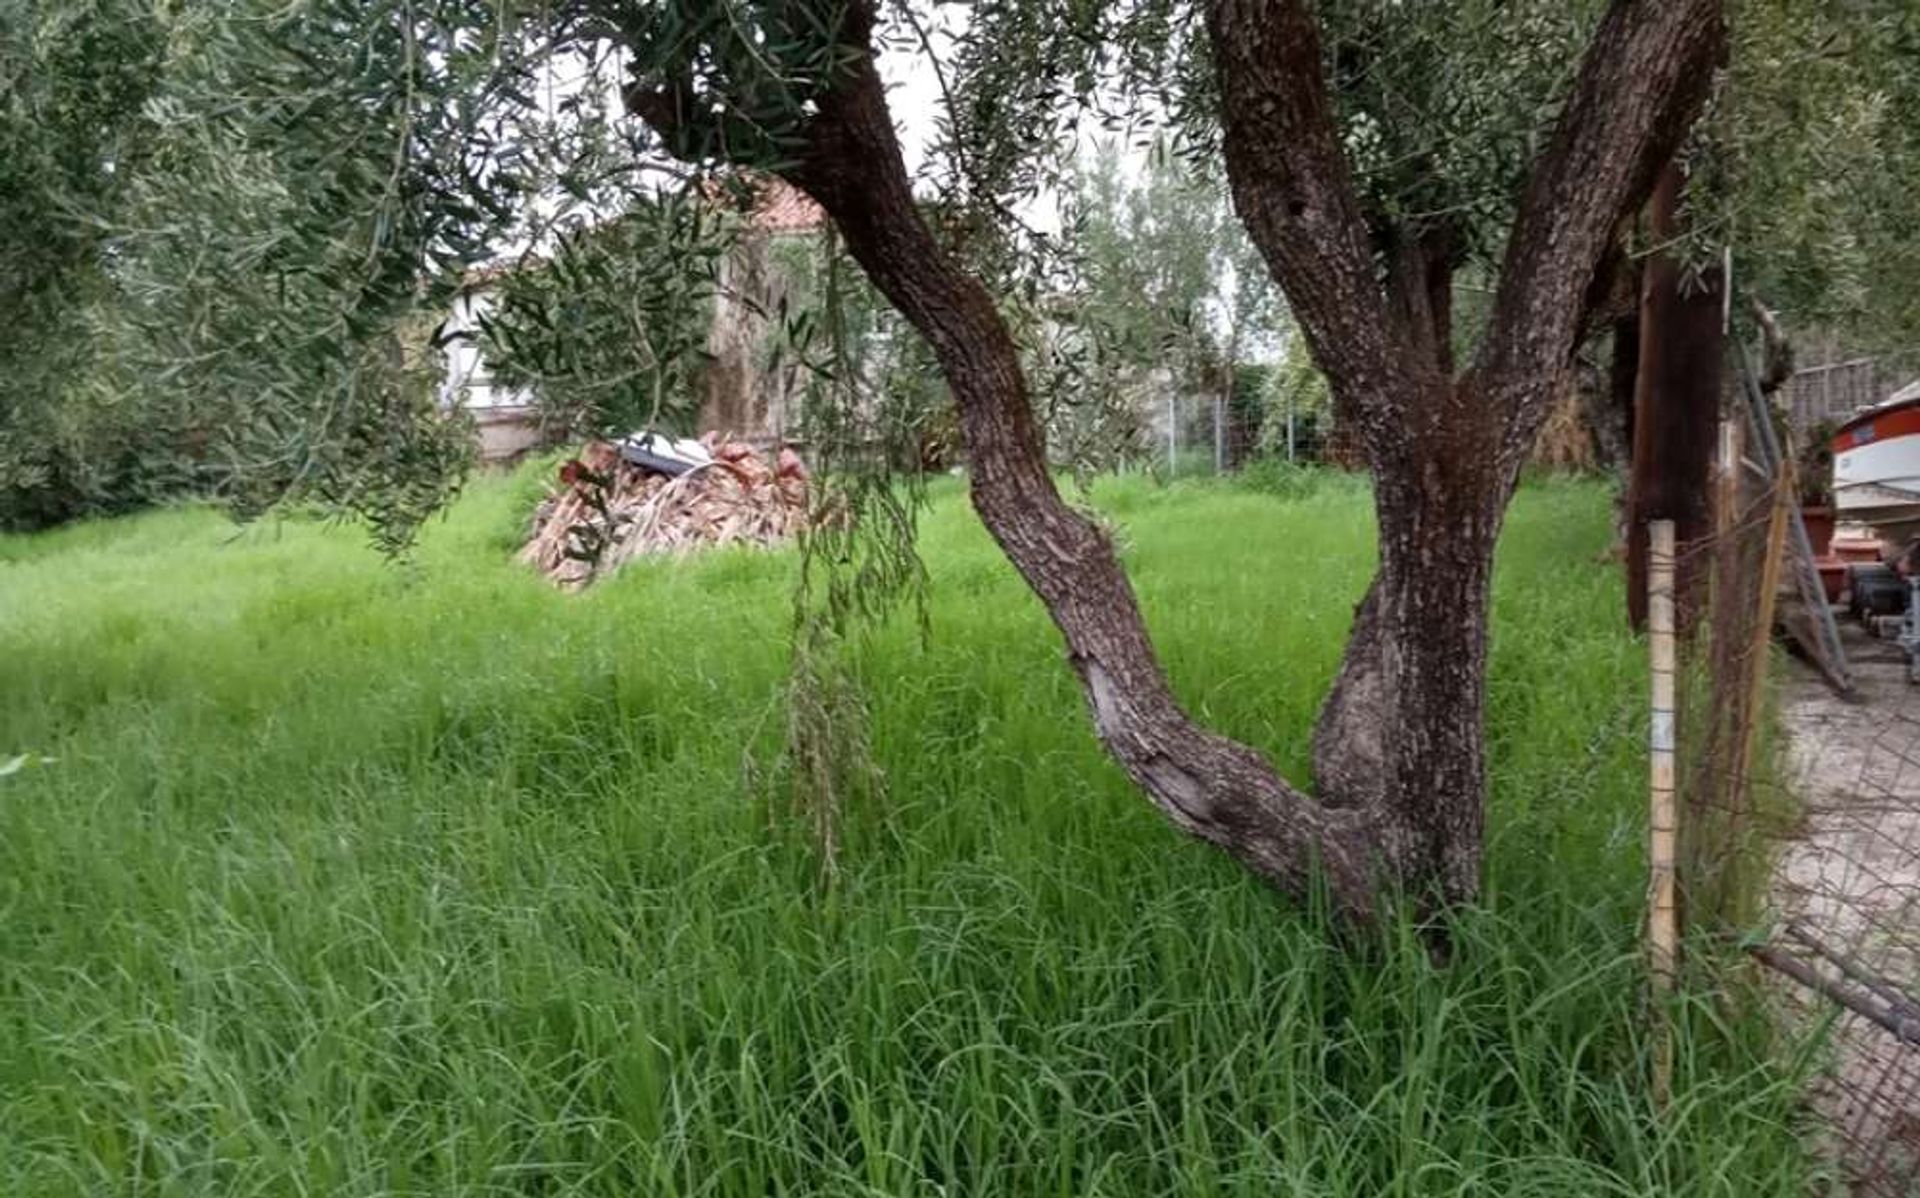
[8,1,1917,533]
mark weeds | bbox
[0,469,1816,1195]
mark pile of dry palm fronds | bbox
[521,437,809,587]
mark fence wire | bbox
[1675,421,1920,1195]
[1765,666,1920,1195]
[1153,393,1349,476]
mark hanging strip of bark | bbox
[1627,161,1725,632]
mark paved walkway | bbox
[1774,629,1920,1192]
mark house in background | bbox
[435,265,543,465]
[436,177,828,467]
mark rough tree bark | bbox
[1209,0,1724,906]
[626,0,1723,924]
[700,234,774,438]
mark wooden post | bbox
[1733,463,1791,816]
[1648,518,1679,1107]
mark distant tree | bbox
[0,0,164,529]
[1045,138,1279,468]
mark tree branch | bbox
[1206,0,1415,461]
[1472,0,1724,459]
[626,0,1384,920]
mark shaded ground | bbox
[1775,624,1920,1193]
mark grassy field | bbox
[0,470,1817,1195]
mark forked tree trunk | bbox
[1209,0,1721,911]
[1315,457,1503,907]
[628,0,1724,925]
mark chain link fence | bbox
[1151,392,1349,477]
[1666,357,1920,1195]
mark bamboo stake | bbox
[1648,518,1679,1108]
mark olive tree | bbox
[598,0,1723,920]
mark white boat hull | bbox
[1833,399,1920,543]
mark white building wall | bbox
[438,288,536,412]
[438,286,543,464]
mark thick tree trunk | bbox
[1315,453,1502,907]
[700,234,773,438]
[1627,162,1725,631]
[1212,0,1720,911]
[1311,234,1498,909]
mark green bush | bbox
[1236,455,1348,501]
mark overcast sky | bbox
[515,6,1071,254]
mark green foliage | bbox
[0,0,160,334]
[1236,456,1346,502]
[0,0,168,529]
[1065,138,1227,372]
[1714,0,1920,354]
[1,0,536,540]
[0,478,1820,1194]
[580,0,858,168]
[1316,1,1604,262]
[13,0,1916,539]
[1041,137,1282,471]
[942,1,1607,279]
[95,0,523,548]
[481,195,730,439]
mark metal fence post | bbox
[1214,394,1226,474]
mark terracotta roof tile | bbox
[743,176,827,233]
[463,174,826,286]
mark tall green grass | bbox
[0,471,1818,1195]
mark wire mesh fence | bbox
[1763,676,1920,1194]
[1779,358,1907,432]
[1152,392,1349,477]
[1148,384,1601,478]
[1666,366,1920,1195]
